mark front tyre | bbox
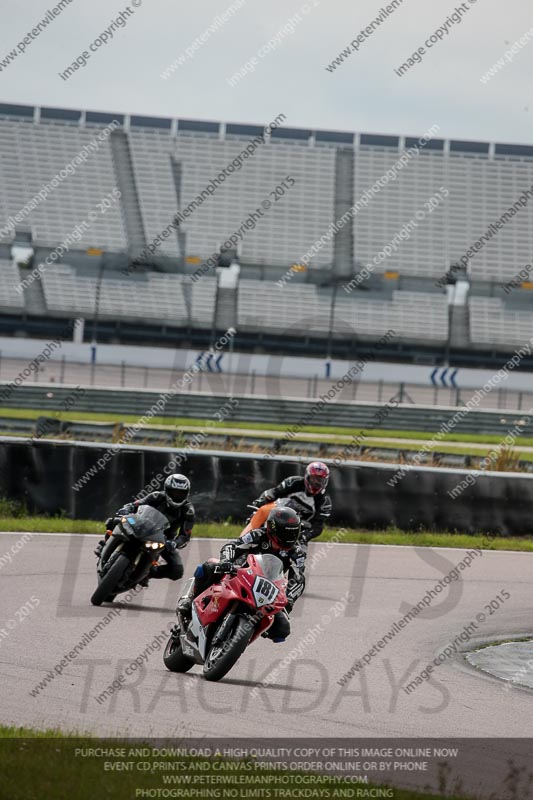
[203,616,255,682]
[163,634,194,673]
[90,553,130,606]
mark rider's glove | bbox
[220,543,236,562]
[216,560,236,575]
[294,553,306,570]
[117,503,136,515]
[175,534,189,550]
[254,492,274,507]
[299,522,312,543]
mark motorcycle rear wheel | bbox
[203,616,254,682]
[91,553,130,606]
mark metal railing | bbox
[0,354,532,411]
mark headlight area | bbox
[144,541,164,550]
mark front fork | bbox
[173,577,196,636]
[98,537,124,576]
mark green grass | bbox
[5,406,533,466]
[1,507,533,551]
[3,406,533,447]
[470,636,533,651]
[0,726,470,800]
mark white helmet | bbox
[164,473,190,508]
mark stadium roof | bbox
[1,102,532,159]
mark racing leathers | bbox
[255,476,332,543]
[189,528,306,641]
[102,491,195,581]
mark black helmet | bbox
[266,506,301,550]
[164,473,190,508]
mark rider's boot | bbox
[176,579,197,621]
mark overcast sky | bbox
[1,0,531,143]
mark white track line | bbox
[0,530,530,555]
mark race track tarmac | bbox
[1,531,532,795]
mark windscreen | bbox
[254,554,284,581]
[124,505,169,538]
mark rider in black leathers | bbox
[178,507,306,642]
[95,474,194,582]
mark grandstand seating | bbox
[0,259,24,310]
[237,281,331,335]
[2,103,533,356]
[41,266,190,325]
[129,128,180,257]
[1,105,532,286]
[130,128,336,267]
[470,296,533,348]
[354,143,533,282]
[0,118,127,251]
[190,278,217,326]
[335,290,448,341]
[354,145,447,279]
[237,281,448,341]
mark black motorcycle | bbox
[90,505,169,606]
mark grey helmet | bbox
[164,473,190,508]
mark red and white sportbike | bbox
[163,553,287,682]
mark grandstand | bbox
[0,259,25,311]
[0,102,533,366]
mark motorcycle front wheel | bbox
[163,633,195,673]
[90,553,130,606]
[203,615,255,682]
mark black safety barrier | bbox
[1,437,532,535]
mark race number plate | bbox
[252,576,280,608]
